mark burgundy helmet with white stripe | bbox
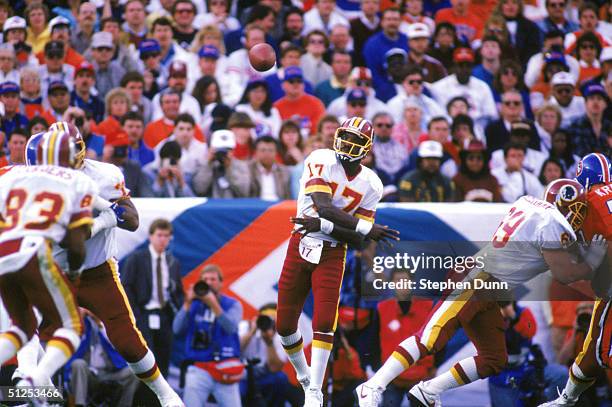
[333,116,374,162]
[36,128,80,169]
[544,178,587,232]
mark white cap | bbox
[551,71,575,87]
[601,47,612,63]
[3,16,26,33]
[418,140,443,158]
[91,31,113,49]
[210,129,236,150]
[49,16,71,31]
[407,23,430,39]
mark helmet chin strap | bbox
[336,152,362,162]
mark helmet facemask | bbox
[333,128,372,162]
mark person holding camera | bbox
[192,129,251,198]
[173,264,244,407]
[147,140,195,198]
[238,303,289,406]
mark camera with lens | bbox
[192,329,210,350]
[256,315,275,332]
[214,149,230,165]
[193,280,210,297]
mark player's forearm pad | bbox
[320,218,334,234]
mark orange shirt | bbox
[93,116,126,146]
[578,64,602,85]
[274,94,325,136]
[36,46,85,69]
[143,118,205,149]
[435,8,483,43]
[469,0,498,22]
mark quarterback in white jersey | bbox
[277,117,399,407]
[0,132,95,394]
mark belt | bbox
[0,238,23,257]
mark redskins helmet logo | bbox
[559,184,577,202]
[576,160,583,176]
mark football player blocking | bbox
[539,153,612,407]
[276,117,400,407]
[3,123,183,407]
[356,176,608,405]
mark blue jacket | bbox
[266,72,315,103]
[363,32,409,102]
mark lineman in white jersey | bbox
[16,123,183,407]
[356,179,608,407]
[0,131,96,397]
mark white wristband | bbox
[91,208,118,237]
[320,218,334,234]
[356,219,373,236]
[93,196,113,211]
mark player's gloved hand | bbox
[584,234,608,271]
[91,207,118,237]
[110,202,126,223]
[367,223,400,247]
[291,215,322,237]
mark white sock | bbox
[310,332,333,390]
[127,349,178,402]
[0,327,26,365]
[564,363,595,400]
[426,358,479,394]
[280,331,310,380]
[14,334,43,379]
[371,337,421,388]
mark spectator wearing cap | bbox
[91,31,126,99]
[265,44,315,103]
[36,16,84,69]
[122,111,155,167]
[525,31,580,89]
[144,89,206,149]
[137,39,164,100]
[122,0,147,48]
[387,65,445,127]
[150,17,198,88]
[0,44,19,84]
[490,120,548,175]
[0,82,28,138]
[349,0,380,67]
[398,140,455,203]
[406,23,447,84]
[300,30,333,87]
[273,66,325,136]
[225,24,277,107]
[564,3,611,55]
[303,0,349,36]
[94,17,140,74]
[537,0,579,36]
[121,72,153,126]
[70,62,104,124]
[19,67,45,120]
[340,88,369,123]
[71,2,97,55]
[372,47,407,102]
[315,50,352,107]
[105,131,154,198]
[248,135,291,200]
[493,0,542,67]
[547,71,586,127]
[371,112,408,185]
[472,36,502,92]
[38,40,75,98]
[430,47,498,131]
[235,79,282,139]
[192,129,252,198]
[453,140,502,202]
[44,81,71,123]
[25,3,51,55]
[171,0,198,50]
[327,66,387,120]
[195,45,231,104]
[152,60,202,125]
[434,0,483,44]
[491,142,544,203]
[363,8,409,102]
[3,16,27,46]
[485,90,541,153]
[529,50,572,109]
[569,83,611,157]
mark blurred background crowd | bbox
[0,0,611,405]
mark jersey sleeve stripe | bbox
[355,213,375,222]
[68,210,93,229]
[304,178,332,194]
[355,207,375,218]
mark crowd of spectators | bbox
[0,0,609,204]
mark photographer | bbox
[488,302,568,406]
[238,303,288,406]
[173,265,244,407]
[192,129,251,198]
[148,140,195,198]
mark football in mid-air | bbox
[248,43,276,72]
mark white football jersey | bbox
[0,165,97,274]
[477,195,576,288]
[55,159,131,270]
[297,149,383,242]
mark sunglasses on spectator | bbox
[356,80,371,87]
[408,79,423,85]
[466,155,483,161]
[375,123,392,128]
[142,52,160,60]
[555,87,573,95]
[349,101,366,107]
[502,100,522,106]
[95,47,113,52]
[548,2,565,8]
[287,78,303,84]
